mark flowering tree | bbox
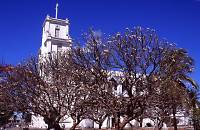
[102,27,198,129]
[0,27,198,130]
[0,55,92,130]
[0,65,14,126]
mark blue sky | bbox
[0,0,199,84]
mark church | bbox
[29,2,191,129]
[31,2,133,129]
[30,2,105,129]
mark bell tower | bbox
[39,1,71,57]
[31,1,73,128]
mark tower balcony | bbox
[44,35,72,46]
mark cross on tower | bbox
[55,0,58,19]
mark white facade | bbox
[39,15,71,57]
[29,115,48,128]
[33,13,116,129]
[31,15,74,128]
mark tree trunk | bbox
[158,120,163,130]
[45,118,53,130]
[70,121,81,130]
[53,123,62,130]
[139,118,143,127]
[98,114,108,129]
[172,106,178,130]
[47,123,53,130]
[46,122,62,130]
[193,119,197,130]
[44,117,62,130]
[119,117,134,130]
[99,122,102,129]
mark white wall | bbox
[40,16,71,57]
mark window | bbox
[44,42,47,47]
[57,44,62,51]
[55,28,60,38]
[57,44,62,48]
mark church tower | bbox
[39,2,71,57]
[30,2,72,128]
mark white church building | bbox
[29,2,191,129]
[39,15,71,58]
[30,3,100,129]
